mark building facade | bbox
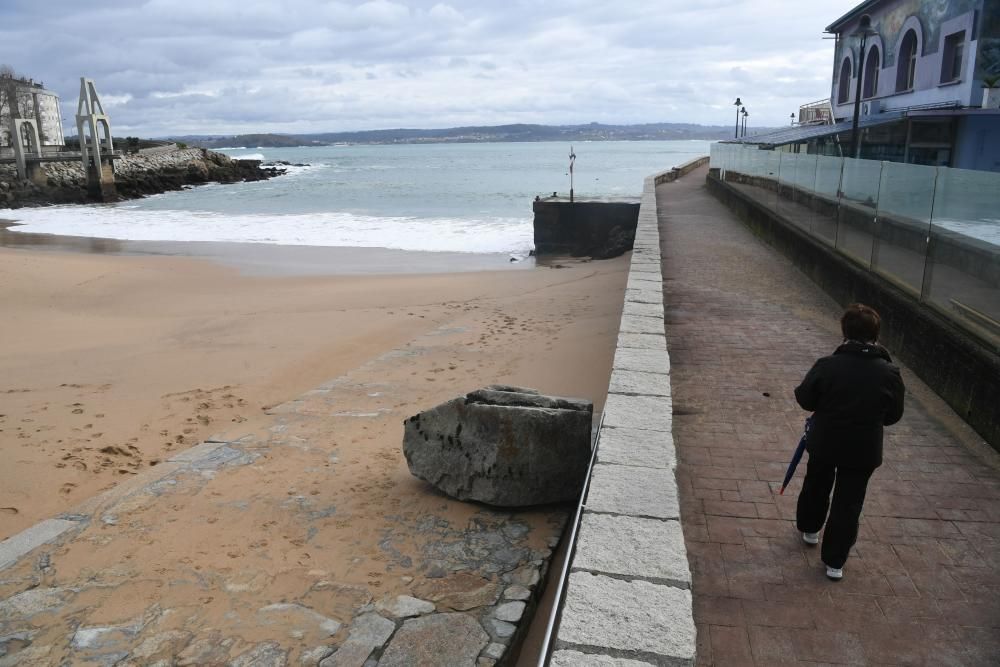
[826,0,1000,169]
[731,0,1000,172]
[0,79,65,149]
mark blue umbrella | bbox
[779,416,813,495]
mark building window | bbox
[896,29,918,92]
[838,57,852,103]
[863,47,880,98]
[940,31,965,83]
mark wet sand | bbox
[0,220,536,276]
[0,233,627,542]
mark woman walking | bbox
[794,303,905,580]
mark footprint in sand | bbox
[99,445,134,457]
[59,483,76,496]
[0,507,19,515]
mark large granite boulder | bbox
[403,386,593,506]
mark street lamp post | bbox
[741,108,749,137]
[790,113,796,126]
[569,146,576,203]
[850,16,877,158]
[733,97,742,139]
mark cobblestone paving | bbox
[657,166,1000,666]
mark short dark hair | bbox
[841,303,881,342]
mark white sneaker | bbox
[802,531,819,545]
[825,565,843,581]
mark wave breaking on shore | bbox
[1,205,534,254]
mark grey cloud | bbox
[0,0,860,135]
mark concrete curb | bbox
[552,174,696,666]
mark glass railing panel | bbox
[811,156,843,246]
[727,144,739,181]
[814,155,844,199]
[791,153,818,232]
[775,152,798,217]
[924,167,1000,348]
[765,150,782,211]
[749,147,764,179]
[777,152,797,186]
[835,159,883,269]
[870,162,937,296]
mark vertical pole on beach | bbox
[569,146,576,202]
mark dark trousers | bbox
[796,455,875,569]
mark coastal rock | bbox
[412,573,499,611]
[374,595,434,618]
[318,612,394,667]
[482,642,506,660]
[230,642,288,667]
[177,633,234,666]
[0,147,283,209]
[124,630,193,664]
[257,603,342,636]
[300,646,335,665]
[378,613,488,667]
[493,601,526,623]
[402,386,592,506]
[503,585,531,601]
[0,587,72,619]
[485,618,516,639]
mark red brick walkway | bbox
[657,167,1000,666]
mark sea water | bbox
[1,141,712,255]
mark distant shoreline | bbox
[168,124,734,149]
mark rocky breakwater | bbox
[0,147,285,208]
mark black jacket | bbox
[794,341,905,469]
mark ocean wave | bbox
[228,152,266,161]
[933,219,1000,246]
[1,205,533,254]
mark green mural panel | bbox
[978,0,1000,79]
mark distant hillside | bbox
[168,122,739,148]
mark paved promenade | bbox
[657,166,1000,666]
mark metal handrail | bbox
[535,410,605,666]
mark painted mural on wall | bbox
[832,0,978,81]
[976,0,1000,80]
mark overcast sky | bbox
[0,0,860,137]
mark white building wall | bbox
[1,86,64,147]
[830,1,981,122]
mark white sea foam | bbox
[228,152,266,161]
[1,205,533,254]
[934,219,1000,246]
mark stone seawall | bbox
[653,156,710,186]
[551,171,696,666]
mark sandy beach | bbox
[0,239,626,541]
[0,235,628,663]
